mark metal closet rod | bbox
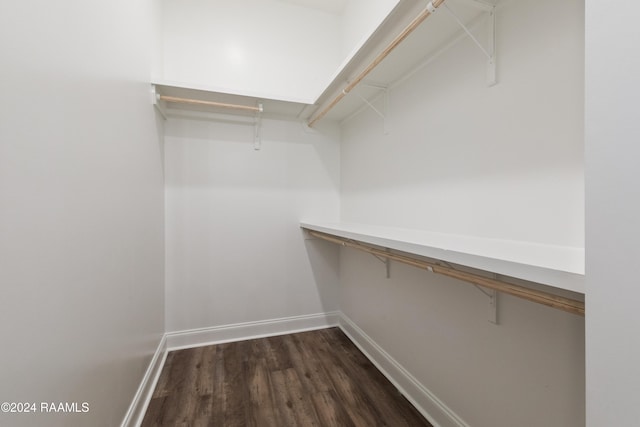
[306,229,585,316]
[159,95,263,113]
[307,0,446,127]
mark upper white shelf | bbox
[301,221,585,294]
[152,80,313,120]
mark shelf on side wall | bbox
[151,80,314,120]
[301,221,585,295]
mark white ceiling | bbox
[277,0,348,15]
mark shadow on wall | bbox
[154,108,166,169]
[302,231,340,314]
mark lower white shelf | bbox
[301,221,585,295]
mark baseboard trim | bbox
[120,334,168,427]
[338,313,470,427]
[166,311,340,351]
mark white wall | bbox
[151,0,164,82]
[339,0,585,425]
[585,1,640,425]
[160,0,344,103]
[0,1,165,427]
[164,117,340,333]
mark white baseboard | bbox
[166,311,340,350]
[338,313,470,427]
[120,335,168,427]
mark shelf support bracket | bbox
[473,278,499,324]
[442,3,497,86]
[371,249,392,279]
[487,6,496,86]
[385,249,391,279]
[355,83,390,134]
[151,85,167,120]
[254,103,263,151]
[488,289,498,324]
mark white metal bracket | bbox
[254,103,263,151]
[488,289,498,324]
[384,249,391,278]
[473,280,499,324]
[442,3,497,86]
[151,85,167,120]
[487,7,496,86]
[355,83,390,134]
[371,250,391,279]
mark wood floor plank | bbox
[151,351,175,398]
[270,369,301,427]
[143,347,202,426]
[319,328,429,426]
[284,333,333,395]
[141,396,168,426]
[192,394,213,427]
[283,367,323,426]
[262,334,293,372]
[209,342,226,427]
[321,359,382,426]
[311,390,356,427]
[245,343,280,427]
[141,328,433,427]
[195,344,216,396]
[220,341,250,427]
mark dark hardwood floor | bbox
[141,327,433,427]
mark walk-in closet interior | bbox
[1,0,638,426]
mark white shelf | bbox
[301,221,585,294]
[151,80,313,120]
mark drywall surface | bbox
[151,0,164,82]
[0,1,165,426]
[164,117,340,333]
[338,0,585,425]
[585,1,640,425]
[160,0,344,103]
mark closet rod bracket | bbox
[442,3,497,86]
[487,7,496,86]
[488,289,498,324]
[473,277,499,324]
[370,249,392,279]
[254,103,263,151]
[151,85,167,120]
[356,83,390,134]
